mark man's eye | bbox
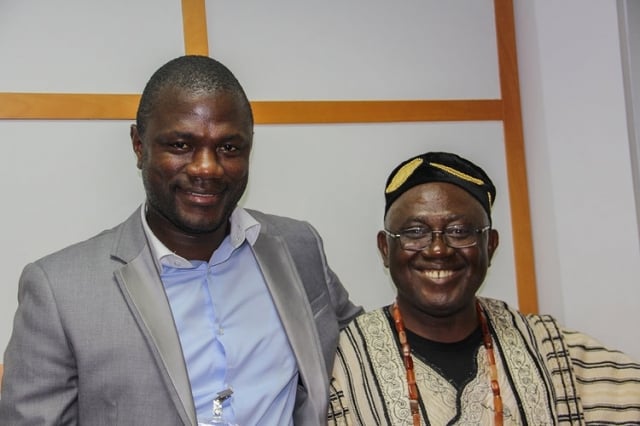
[402,228,429,239]
[170,142,189,150]
[219,143,239,153]
[446,226,472,239]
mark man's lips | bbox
[421,269,456,280]
[181,189,224,205]
[415,268,464,283]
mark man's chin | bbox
[178,222,224,235]
[171,213,228,235]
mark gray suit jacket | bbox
[0,207,362,425]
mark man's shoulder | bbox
[39,226,117,260]
[34,210,139,268]
[336,308,387,354]
[342,308,386,333]
[478,296,558,329]
[246,208,315,235]
[246,208,306,224]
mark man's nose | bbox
[187,148,223,178]
[422,231,452,256]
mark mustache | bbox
[178,178,228,195]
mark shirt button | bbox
[218,328,224,336]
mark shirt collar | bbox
[141,204,261,269]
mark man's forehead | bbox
[155,85,223,103]
[149,88,246,119]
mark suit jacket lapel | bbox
[252,232,327,420]
[112,209,197,426]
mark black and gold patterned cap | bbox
[384,152,496,219]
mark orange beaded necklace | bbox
[391,299,504,426]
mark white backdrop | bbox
[0,0,516,356]
[2,0,639,361]
[515,0,640,359]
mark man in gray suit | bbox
[0,55,362,425]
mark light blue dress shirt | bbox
[142,206,298,425]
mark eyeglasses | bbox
[383,225,490,251]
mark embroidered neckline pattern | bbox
[391,299,504,426]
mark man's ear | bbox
[377,230,390,268]
[130,124,143,170]
[487,228,499,265]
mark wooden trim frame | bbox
[0,93,140,120]
[0,0,538,313]
[494,0,538,313]
[181,0,209,55]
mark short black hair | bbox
[136,55,253,136]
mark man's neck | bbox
[397,299,479,343]
[146,209,228,261]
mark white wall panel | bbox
[206,0,500,100]
[515,0,640,359]
[0,0,184,92]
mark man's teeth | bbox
[423,270,455,279]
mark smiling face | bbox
[379,182,499,329]
[131,86,253,252]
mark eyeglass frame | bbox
[382,225,491,251]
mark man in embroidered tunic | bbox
[328,151,640,425]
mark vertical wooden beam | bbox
[181,0,209,55]
[494,0,539,313]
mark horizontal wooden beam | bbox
[0,93,140,120]
[0,94,503,123]
[252,100,503,124]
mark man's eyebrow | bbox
[154,130,191,139]
[401,213,472,224]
